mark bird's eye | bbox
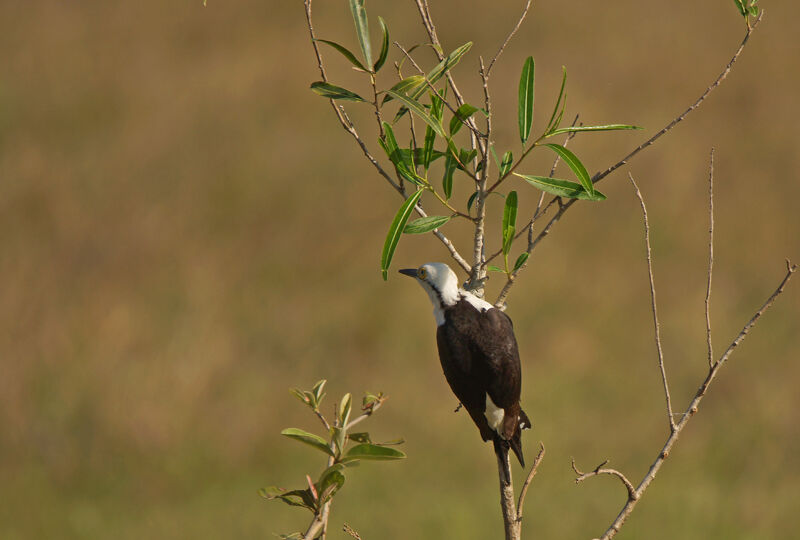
[418,267,427,279]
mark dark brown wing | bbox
[435,300,522,441]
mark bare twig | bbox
[629,173,676,431]
[486,0,534,76]
[571,458,637,501]
[592,13,763,187]
[583,261,796,540]
[705,149,715,368]
[343,523,363,540]
[516,443,546,521]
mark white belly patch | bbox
[484,394,505,435]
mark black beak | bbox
[398,268,418,278]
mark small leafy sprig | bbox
[262,380,405,539]
[734,0,760,26]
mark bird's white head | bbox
[399,262,460,311]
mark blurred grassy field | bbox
[1,0,798,538]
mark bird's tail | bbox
[509,408,532,469]
[493,437,512,485]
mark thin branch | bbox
[342,523,363,540]
[629,173,676,432]
[496,451,520,540]
[571,458,637,501]
[591,13,763,187]
[705,149,715,368]
[516,443,546,521]
[486,0,534,77]
[587,261,796,540]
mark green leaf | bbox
[502,191,518,255]
[545,67,567,134]
[543,143,593,195]
[487,265,505,273]
[733,0,746,15]
[310,81,366,102]
[382,76,426,104]
[442,154,456,200]
[449,104,481,135]
[390,42,472,118]
[342,443,406,462]
[331,426,346,456]
[403,215,451,234]
[374,16,389,72]
[281,428,334,456]
[425,42,473,92]
[513,252,529,272]
[339,393,352,426]
[423,92,444,170]
[386,90,446,139]
[259,487,316,512]
[318,467,345,503]
[315,39,368,71]
[518,56,535,144]
[381,190,424,280]
[290,387,310,406]
[312,380,327,403]
[456,148,478,171]
[378,123,425,186]
[514,173,607,201]
[546,124,643,137]
[499,151,513,178]
[349,0,372,68]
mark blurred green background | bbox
[1,0,798,538]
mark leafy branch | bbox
[262,380,405,540]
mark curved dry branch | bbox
[571,458,637,501]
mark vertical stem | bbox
[497,453,521,540]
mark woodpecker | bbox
[399,262,530,483]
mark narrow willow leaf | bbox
[449,104,481,135]
[381,190,424,280]
[349,0,372,68]
[547,124,643,137]
[331,426,346,456]
[403,215,451,234]
[339,393,352,426]
[487,265,505,273]
[310,81,366,102]
[455,148,478,171]
[514,173,607,201]
[442,154,456,200]
[382,75,426,104]
[423,93,444,170]
[545,67,567,134]
[425,42,473,92]
[392,42,473,120]
[281,428,334,456]
[733,0,746,15]
[399,148,444,165]
[499,151,513,177]
[502,191,518,255]
[379,123,424,186]
[518,56,535,144]
[543,143,593,195]
[513,252,529,272]
[386,90,446,139]
[342,443,406,461]
[315,40,368,71]
[374,16,389,72]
